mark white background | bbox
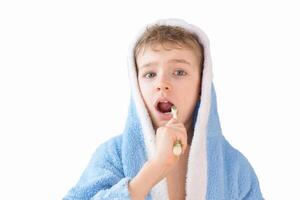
[0,0,299,199]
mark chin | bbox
[153,120,166,130]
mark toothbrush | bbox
[171,106,183,156]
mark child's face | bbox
[136,44,201,130]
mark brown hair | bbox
[134,24,204,67]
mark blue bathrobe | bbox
[63,18,263,200]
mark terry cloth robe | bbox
[63,18,263,200]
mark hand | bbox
[152,117,188,174]
[128,118,188,199]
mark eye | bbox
[144,72,156,79]
[174,69,187,76]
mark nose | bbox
[156,77,172,92]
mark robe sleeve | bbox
[238,154,264,200]
[63,136,133,200]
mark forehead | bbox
[136,43,200,68]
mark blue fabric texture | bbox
[63,19,263,200]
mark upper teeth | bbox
[160,101,169,103]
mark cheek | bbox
[138,80,146,95]
[138,77,155,91]
[179,81,200,105]
[138,81,152,103]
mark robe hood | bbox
[125,18,221,199]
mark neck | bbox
[185,120,194,146]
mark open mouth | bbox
[156,101,174,114]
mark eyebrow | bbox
[139,59,191,69]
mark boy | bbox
[63,18,263,200]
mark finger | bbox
[166,117,178,126]
[165,123,186,133]
[166,122,185,129]
[170,130,187,146]
[165,124,187,138]
[172,130,188,152]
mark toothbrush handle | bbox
[173,140,182,156]
[171,106,182,155]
